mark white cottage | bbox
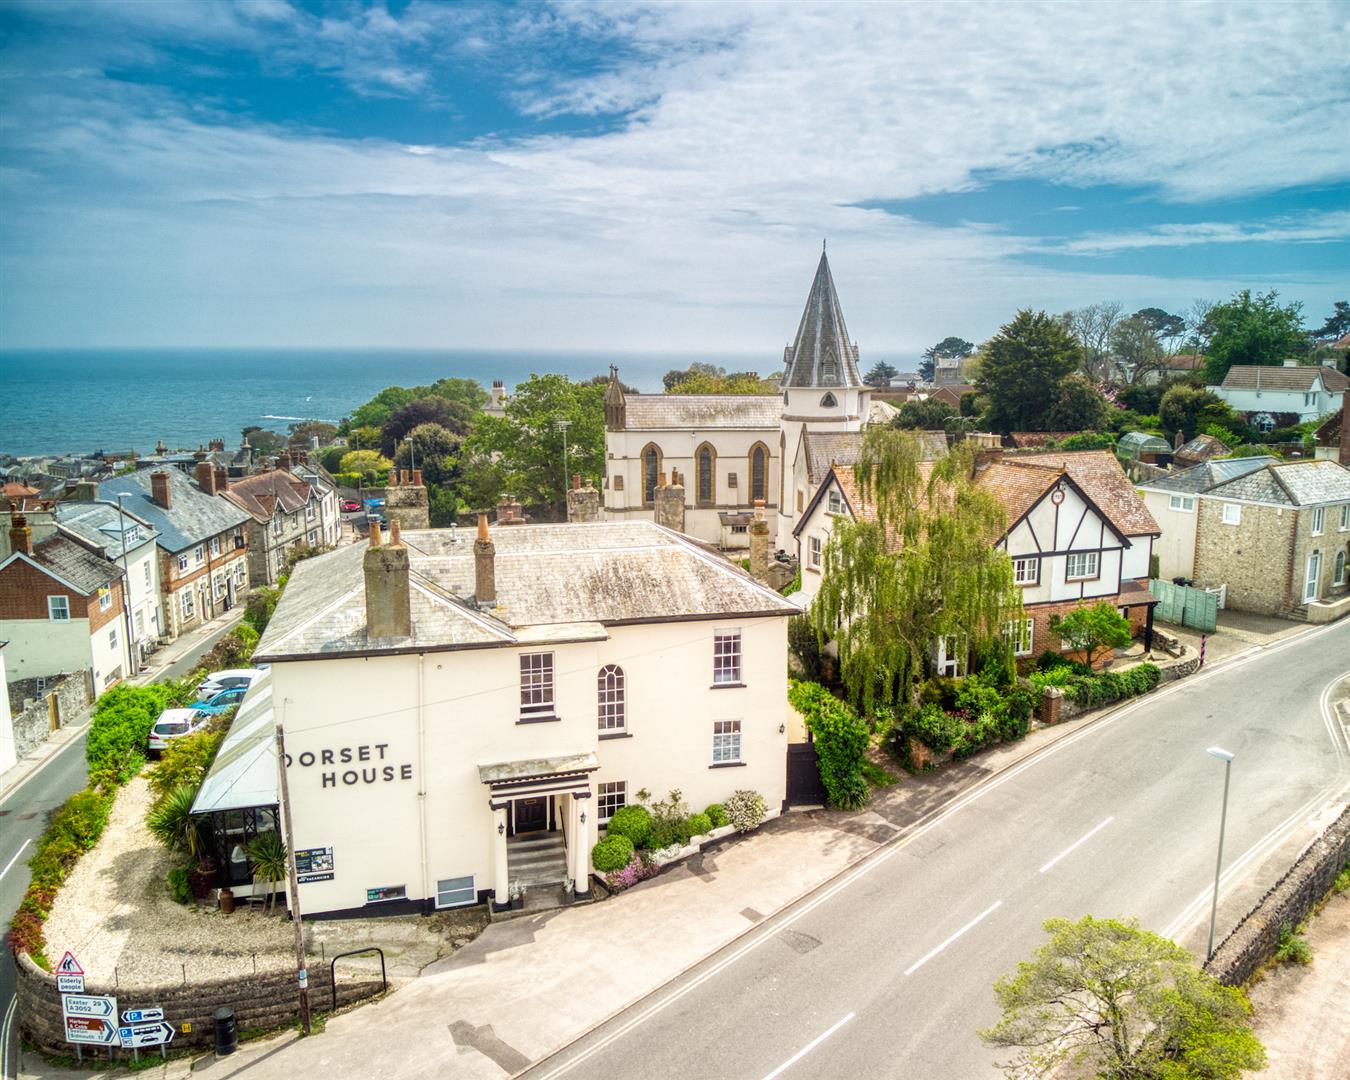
[244,517,796,917]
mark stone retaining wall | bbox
[8,672,90,762]
[17,951,384,1057]
[1203,803,1350,987]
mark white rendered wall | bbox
[1002,486,1125,604]
[0,619,91,680]
[0,645,15,773]
[1140,491,1199,581]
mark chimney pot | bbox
[1174,429,1185,451]
[370,521,383,547]
[8,512,33,556]
[572,474,581,490]
[389,518,402,545]
[411,469,422,487]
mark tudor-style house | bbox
[223,455,341,586]
[795,449,1161,665]
[0,512,131,689]
[218,517,796,917]
[99,468,252,640]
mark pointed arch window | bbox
[696,443,716,506]
[748,442,769,504]
[820,392,838,408]
[598,664,625,732]
[642,444,662,505]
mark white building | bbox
[603,251,878,552]
[227,518,795,917]
[0,641,15,774]
[1209,363,1347,429]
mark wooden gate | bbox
[785,742,828,807]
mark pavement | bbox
[19,612,1344,1080]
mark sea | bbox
[0,348,769,458]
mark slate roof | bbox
[1208,460,1350,506]
[1007,451,1161,536]
[1218,365,1349,392]
[782,251,863,389]
[802,433,863,486]
[98,469,251,554]
[54,501,160,560]
[620,395,780,430]
[192,672,277,815]
[1137,456,1276,495]
[1173,433,1231,465]
[255,521,797,662]
[10,534,123,595]
[223,469,314,523]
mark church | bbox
[603,250,897,552]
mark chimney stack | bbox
[363,514,411,638]
[195,460,217,496]
[8,512,33,556]
[278,450,293,471]
[749,499,771,581]
[654,470,686,533]
[1174,429,1185,452]
[215,465,229,491]
[496,496,511,525]
[150,471,172,510]
[411,468,422,487]
[474,513,496,606]
[1339,392,1350,466]
[567,477,601,523]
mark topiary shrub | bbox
[725,789,767,832]
[605,805,653,849]
[166,865,193,905]
[592,834,635,873]
[704,803,728,829]
[686,812,712,838]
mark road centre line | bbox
[904,902,1002,977]
[760,1013,856,1080]
[527,623,1348,1079]
[1039,817,1114,874]
[0,840,32,883]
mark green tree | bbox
[1313,300,1349,342]
[1062,302,1124,381]
[462,374,605,511]
[380,397,472,455]
[1044,374,1112,432]
[665,370,776,395]
[977,311,1084,433]
[865,361,899,387]
[787,682,869,810]
[242,426,286,454]
[1049,601,1133,665]
[981,915,1265,1080]
[392,422,461,488]
[920,336,975,382]
[1132,306,1187,343]
[810,430,1021,714]
[338,449,392,481]
[1203,289,1309,382]
[1111,316,1168,385]
[892,397,955,430]
[286,420,338,447]
[1159,384,1226,441]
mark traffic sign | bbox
[62,993,117,1019]
[118,1021,175,1049]
[56,951,84,975]
[65,1016,118,1045]
[122,1007,164,1023]
[56,974,85,994]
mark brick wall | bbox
[1020,595,1150,671]
[17,951,384,1056]
[0,557,94,621]
[8,672,91,760]
[1204,803,1350,987]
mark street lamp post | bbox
[1205,746,1235,960]
[556,419,572,503]
[113,493,138,676]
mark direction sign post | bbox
[63,993,118,1063]
[118,1019,175,1061]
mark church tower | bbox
[777,248,871,547]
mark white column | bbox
[492,805,509,909]
[571,792,592,898]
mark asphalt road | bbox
[529,619,1350,1080]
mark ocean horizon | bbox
[0,347,791,458]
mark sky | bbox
[1,0,1347,360]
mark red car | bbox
[341,499,361,512]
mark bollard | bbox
[1200,634,1206,668]
[214,1006,238,1056]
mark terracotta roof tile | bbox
[999,450,1160,536]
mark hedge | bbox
[788,681,870,810]
[592,834,635,873]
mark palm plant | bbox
[246,830,288,913]
[145,784,204,859]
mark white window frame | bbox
[1311,506,1325,536]
[1334,550,1346,586]
[177,553,189,573]
[713,630,742,685]
[519,652,555,718]
[194,545,205,565]
[181,590,194,620]
[144,562,152,587]
[1012,556,1039,585]
[98,584,112,611]
[1340,504,1349,531]
[1221,503,1241,526]
[434,875,475,909]
[935,635,968,678]
[305,503,316,521]
[1168,494,1195,512]
[808,535,822,568]
[827,488,844,515]
[1065,551,1099,581]
[1304,550,1321,604]
[109,625,117,649]
[47,595,71,621]
[597,664,626,732]
[712,719,742,764]
[210,536,221,556]
[1003,617,1034,658]
[272,516,283,537]
[597,781,627,823]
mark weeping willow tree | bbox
[810,429,1022,714]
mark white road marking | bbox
[904,901,1002,976]
[1039,817,1114,874]
[1,994,16,1080]
[0,839,32,882]
[760,1012,856,1080]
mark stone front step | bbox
[508,833,568,887]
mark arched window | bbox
[748,442,769,504]
[1335,549,1346,586]
[641,444,662,505]
[598,664,625,732]
[820,392,837,408]
[696,442,716,506]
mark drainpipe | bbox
[417,652,430,907]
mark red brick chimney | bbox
[214,465,229,491]
[496,496,511,524]
[278,450,292,471]
[195,461,217,496]
[150,471,172,510]
[411,468,422,487]
[8,512,33,556]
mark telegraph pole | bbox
[275,711,311,1034]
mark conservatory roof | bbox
[192,671,278,815]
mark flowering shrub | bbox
[604,852,661,893]
[592,834,635,873]
[704,803,728,829]
[725,789,767,832]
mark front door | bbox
[1304,550,1321,603]
[514,797,548,834]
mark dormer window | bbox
[820,392,838,408]
[821,356,837,383]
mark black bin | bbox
[214,1006,238,1056]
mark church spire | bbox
[781,250,862,389]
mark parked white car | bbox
[148,708,211,756]
[194,667,265,700]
